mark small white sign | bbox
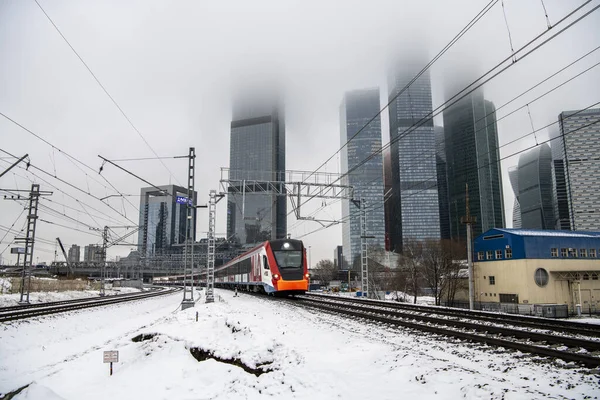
[103,351,119,363]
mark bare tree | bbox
[312,259,337,286]
[397,239,424,304]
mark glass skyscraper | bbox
[443,89,505,240]
[435,126,451,240]
[388,64,440,252]
[512,143,554,229]
[227,94,286,245]
[340,88,385,270]
[508,166,521,228]
[138,185,196,258]
[555,108,600,230]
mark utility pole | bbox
[352,198,373,298]
[182,147,196,310]
[15,184,45,303]
[205,190,224,304]
[461,183,476,310]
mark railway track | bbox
[0,287,181,323]
[296,294,600,368]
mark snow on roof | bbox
[493,228,600,238]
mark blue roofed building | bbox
[470,228,600,314]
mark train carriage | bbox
[215,239,309,295]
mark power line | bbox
[33,0,182,186]
[301,0,500,185]
[296,1,599,213]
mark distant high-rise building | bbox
[443,89,505,240]
[388,62,440,252]
[84,244,102,262]
[515,143,555,229]
[435,126,451,240]
[555,108,600,230]
[67,244,80,263]
[508,166,521,228]
[334,245,344,270]
[226,91,286,245]
[383,148,393,249]
[340,88,385,271]
[138,185,197,258]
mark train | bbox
[152,238,309,295]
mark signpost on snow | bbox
[103,351,119,376]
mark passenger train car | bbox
[215,239,309,295]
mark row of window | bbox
[551,248,598,258]
[477,249,512,261]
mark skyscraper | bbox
[555,108,600,230]
[508,166,521,228]
[514,143,554,229]
[227,92,286,245]
[340,88,385,271]
[550,126,571,230]
[443,89,505,240]
[435,126,451,240]
[388,63,440,252]
[84,244,102,262]
[138,185,197,258]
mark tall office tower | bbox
[383,148,393,249]
[388,63,440,253]
[435,126,451,240]
[334,245,344,270]
[443,89,505,240]
[226,92,286,245]
[556,108,600,230]
[84,244,102,262]
[515,143,555,229]
[67,244,81,263]
[340,88,385,271]
[508,166,521,228]
[550,126,571,230]
[138,185,197,258]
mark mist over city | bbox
[1,1,600,399]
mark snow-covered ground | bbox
[1,289,598,399]
[0,287,142,307]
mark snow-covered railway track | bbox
[0,287,181,322]
[304,293,600,338]
[295,295,600,368]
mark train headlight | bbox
[305,273,310,279]
[283,242,291,249]
[273,274,280,280]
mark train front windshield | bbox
[273,251,303,269]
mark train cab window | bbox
[263,255,270,270]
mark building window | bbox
[486,251,493,260]
[568,248,577,258]
[505,248,513,259]
[489,276,496,285]
[551,248,558,258]
[590,249,597,258]
[485,293,488,297]
[478,251,484,261]
[494,293,497,297]
[534,268,549,287]
[583,274,590,281]
[561,248,567,258]
[592,273,599,281]
[495,250,502,260]
[580,249,587,258]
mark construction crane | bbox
[56,237,73,277]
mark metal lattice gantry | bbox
[17,184,42,303]
[220,167,355,225]
[182,147,196,310]
[205,190,224,303]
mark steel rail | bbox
[305,293,600,337]
[295,297,600,368]
[0,287,180,322]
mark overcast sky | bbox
[1,0,599,265]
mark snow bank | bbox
[0,287,142,307]
[1,289,598,399]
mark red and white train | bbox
[215,239,309,295]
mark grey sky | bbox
[1,0,599,265]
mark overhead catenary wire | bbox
[33,0,182,187]
[294,1,599,214]
[301,0,500,186]
[296,111,600,239]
